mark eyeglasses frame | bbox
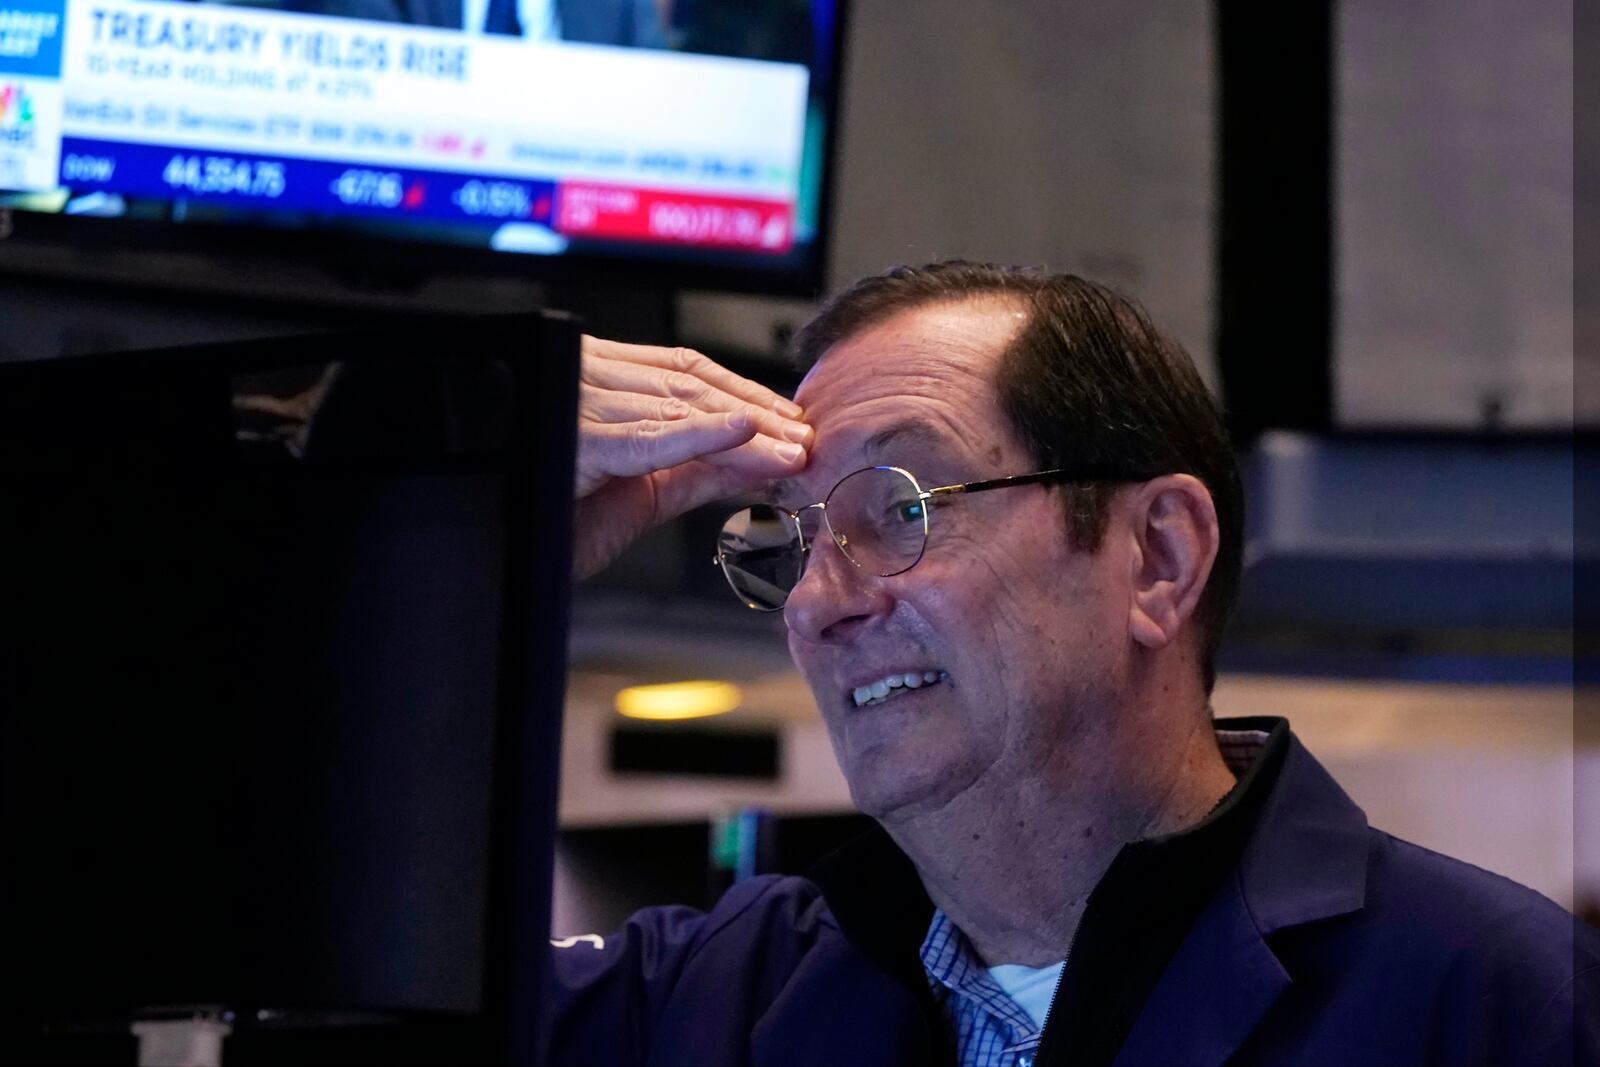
[713,462,1153,611]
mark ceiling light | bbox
[614,680,743,721]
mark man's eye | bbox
[893,501,924,523]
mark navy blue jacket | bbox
[547,732,1599,1066]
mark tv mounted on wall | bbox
[0,0,844,297]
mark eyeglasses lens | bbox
[716,504,802,610]
[717,468,931,610]
[826,467,929,577]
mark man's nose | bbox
[783,532,891,644]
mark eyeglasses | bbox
[714,463,1147,611]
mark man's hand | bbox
[572,336,812,579]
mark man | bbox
[556,261,1598,1066]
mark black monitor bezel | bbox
[0,312,582,1061]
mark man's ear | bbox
[1125,474,1219,651]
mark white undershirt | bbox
[987,960,1065,1031]
[460,0,560,39]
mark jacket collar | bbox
[1234,728,1370,935]
[1113,723,1371,1066]
[1034,717,1290,1067]
[807,718,1373,1067]
[805,819,933,989]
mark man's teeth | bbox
[852,671,946,708]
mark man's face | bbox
[781,299,1136,822]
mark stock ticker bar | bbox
[56,135,794,252]
[58,134,558,224]
[556,182,794,253]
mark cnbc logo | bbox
[1,82,34,126]
[0,82,36,147]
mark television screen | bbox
[0,0,839,292]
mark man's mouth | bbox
[849,670,949,708]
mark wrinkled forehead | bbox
[793,296,1029,410]
[796,299,1024,398]
[775,299,1032,503]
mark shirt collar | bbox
[921,909,1042,1041]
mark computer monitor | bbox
[0,312,579,1063]
[0,0,845,295]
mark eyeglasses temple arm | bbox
[931,465,1145,497]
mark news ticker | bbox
[2,0,807,253]
[57,135,794,251]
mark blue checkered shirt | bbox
[921,908,1056,1067]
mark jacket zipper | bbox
[1027,930,1074,1067]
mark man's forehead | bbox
[766,420,949,503]
[793,302,1025,421]
[772,298,1030,504]
[795,297,1028,393]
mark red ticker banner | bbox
[556,182,793,254]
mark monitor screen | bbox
[0,0,840,292]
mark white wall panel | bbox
[681,0,1218,386]
[1337,0,1577,427]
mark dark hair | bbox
[790,261,1242,693]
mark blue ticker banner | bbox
[59,135,558,225]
